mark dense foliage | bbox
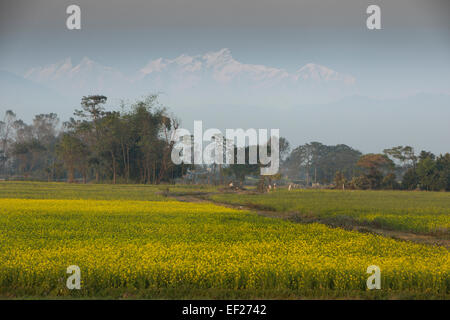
[1,95,186,184]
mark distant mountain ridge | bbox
[22,48,356,102]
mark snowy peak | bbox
[24,57,128,94]
[202,48,234,69]
[140,58,168,74]
[25,58,73,81]
[25,57,124,82]
[296,63,355,84]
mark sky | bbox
[0,0,449,154]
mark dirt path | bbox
[169,192,450,249]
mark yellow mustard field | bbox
[0,198,448,298]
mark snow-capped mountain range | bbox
[137,48,355,84]
[23,48,356,102]
[24,56,126,95]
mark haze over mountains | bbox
[0,48,449,154]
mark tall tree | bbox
[285,142,361,184]
[56,133,88,183]
[0,110,16,174]
[416,152,439,191]
[356,153,394,189]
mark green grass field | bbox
[0,181,216,201]
[210,189,450,236]
[0,182,448,299]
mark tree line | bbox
[0,95,186,184]
[284,143,450,191]
[0,94,449,190]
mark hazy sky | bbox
[0,0,449,153]
[1,0,449,83]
